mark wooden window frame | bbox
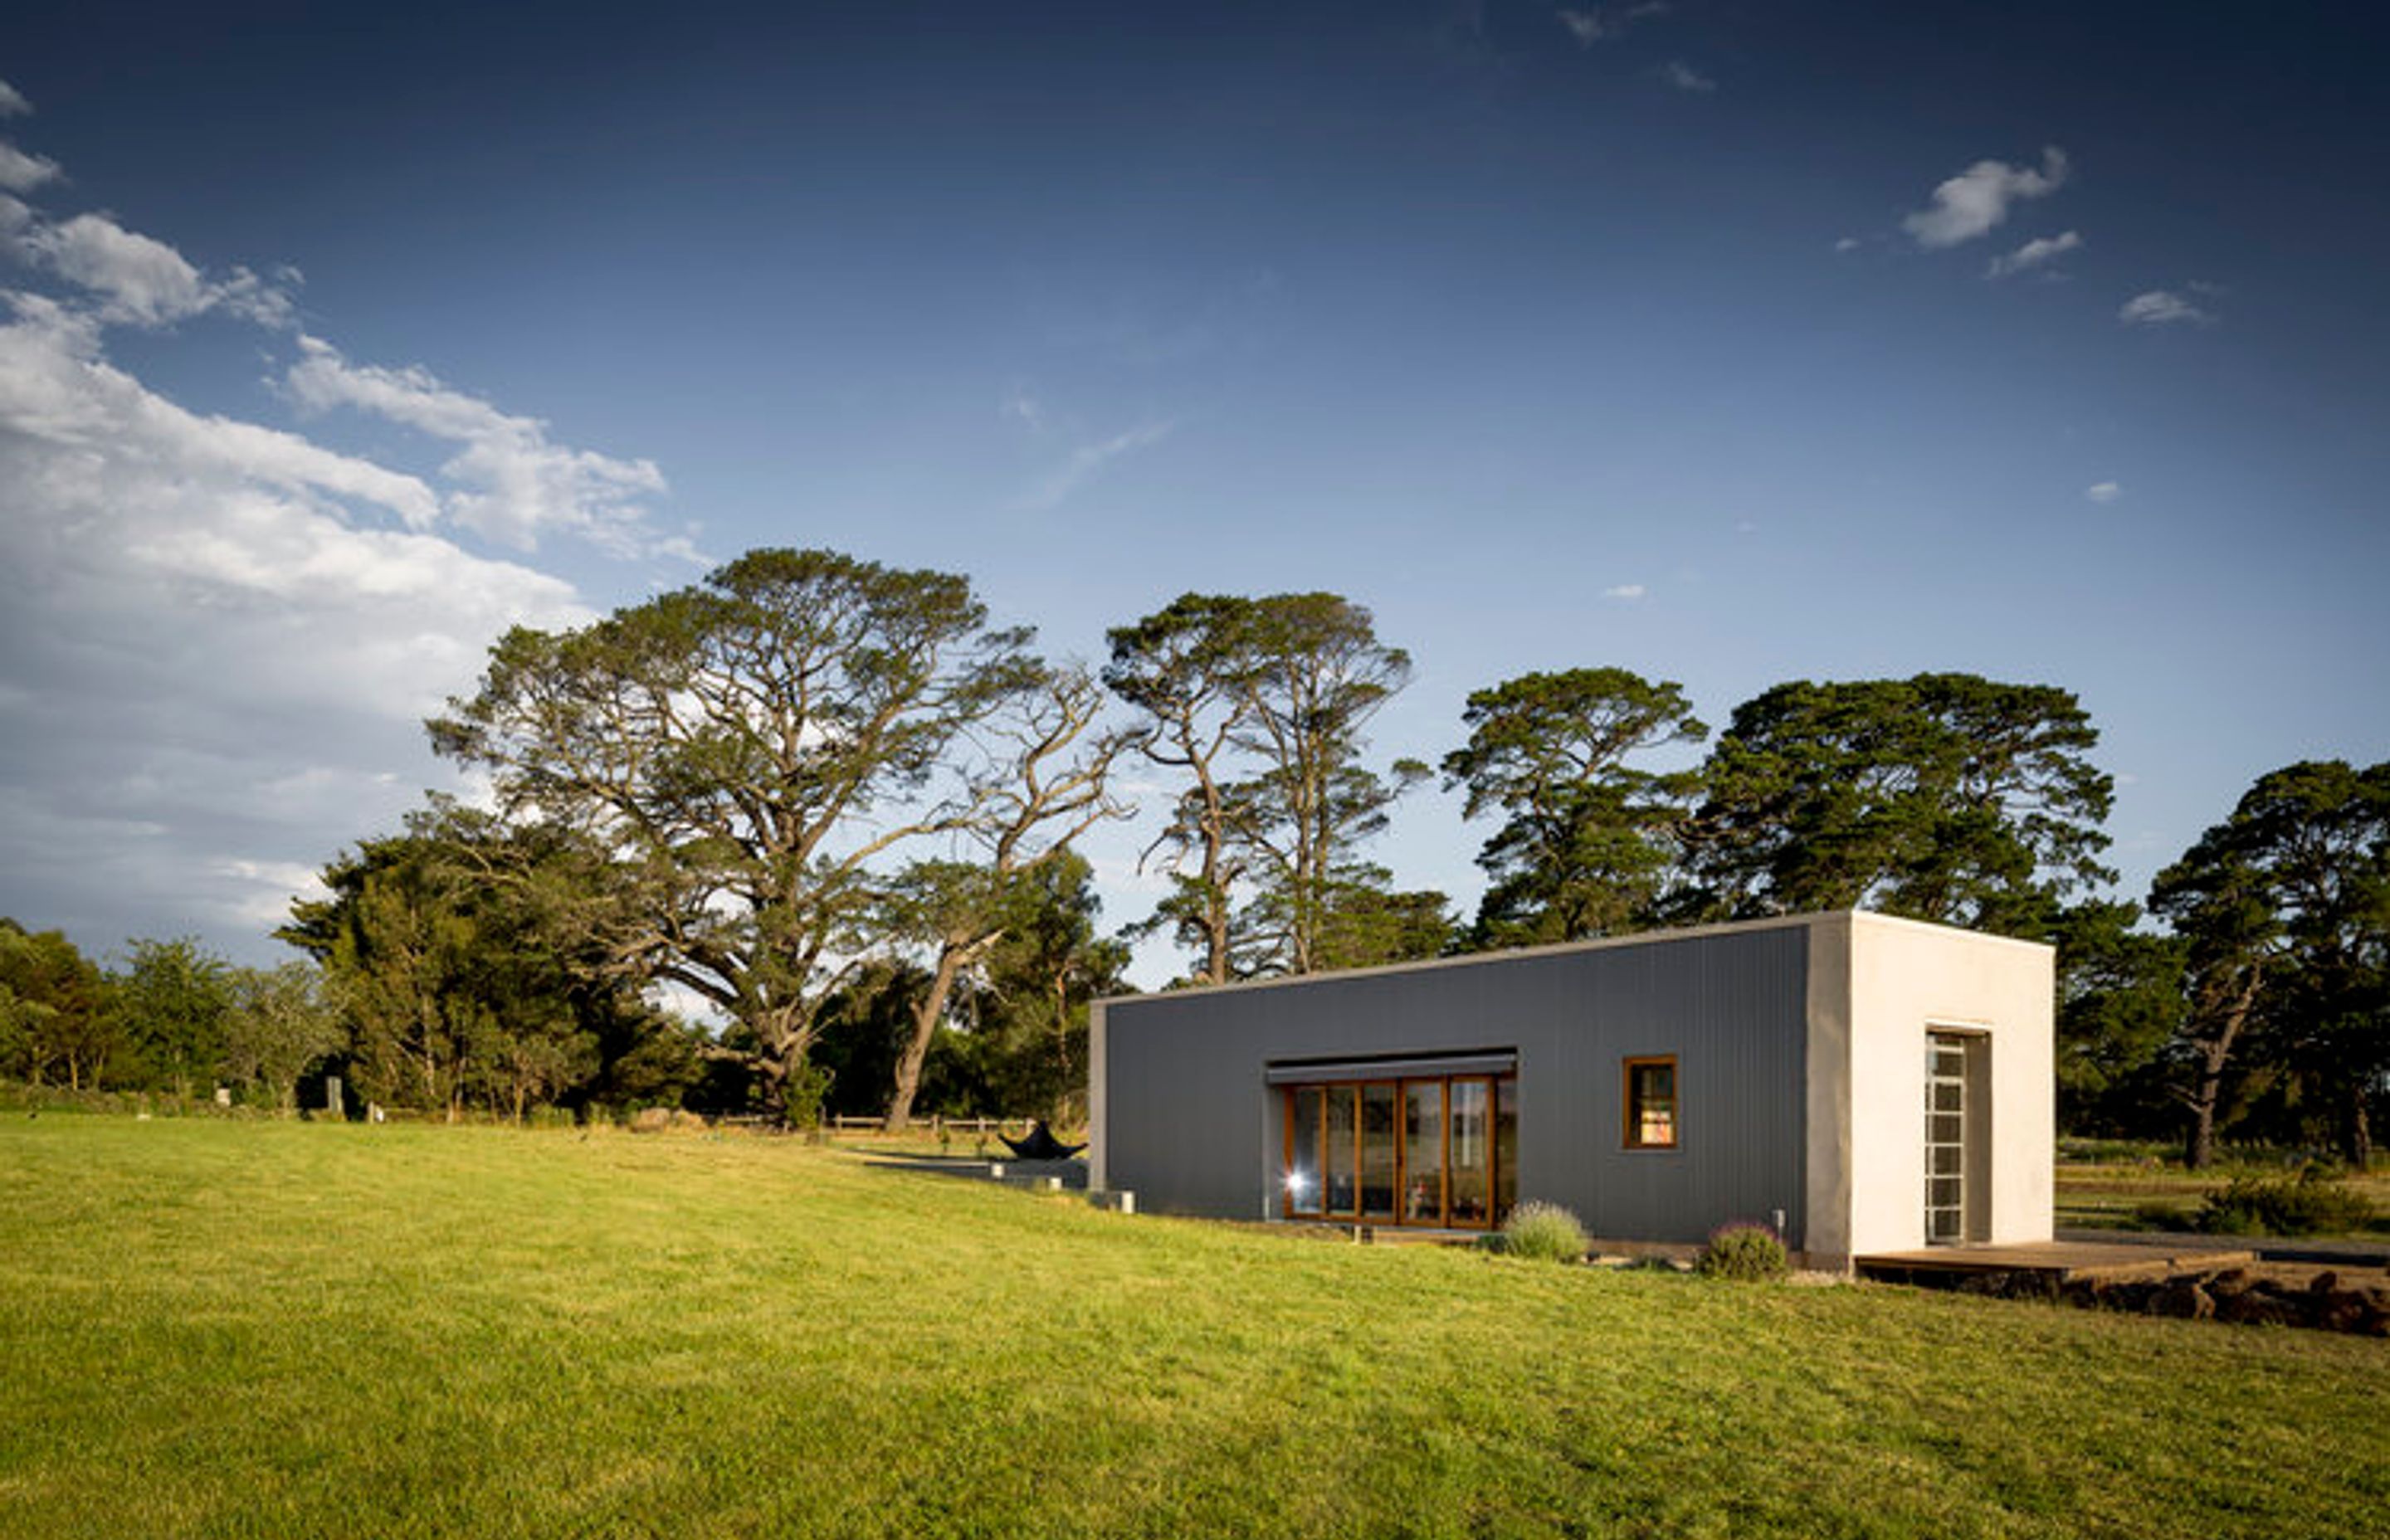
[1622,1055,1680,1151]
[1279,1073,1514,1229]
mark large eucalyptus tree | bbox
[429,548,1041,1122]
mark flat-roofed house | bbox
[1089,910,2052,1271]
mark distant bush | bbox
[1696,1222,1788,1282]
[1497,1201,1588,1263]
[2197,1163,2376,1237]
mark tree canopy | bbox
[427,548,1044,1122]
[1681,673,2114,938]
[1107,590,1431,982]
[1442,667,1706,944]
[2148,759,2388,1164]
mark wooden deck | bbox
[1857,1240,2256,1286]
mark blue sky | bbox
[2,2,2384,981]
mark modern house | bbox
[1088,910,2053,1271]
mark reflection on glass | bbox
[1450,1079,1489,1223]
[1287,1087,1321,1216]
[1360,1084,1397,1218]
[1630,1061,1675,1147]
[1494,1076,1517,1222]
[1402,1082,1445,1223]
[1324,1086,1356,1215]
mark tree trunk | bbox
[1199,804,1231,987]
[2344,1095,2373,1169]
[886,944,972,1132]
[2181,972,2258,1171]
[2183,1097,2217,1172]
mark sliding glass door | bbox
[1282,1072,1515,1228]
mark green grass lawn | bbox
[2,1120,2383,1539]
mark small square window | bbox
[1623,1056,1678,1149]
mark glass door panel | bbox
[1449,1079,1490,1225]
[1493,1077,1517,1222]
[1359,1084,1397,1219]
[1285,1087,1322,1216]
[1925,1034,1967,1244]
[1324,1085,1358,1216]
[1402,1082,1445,1224]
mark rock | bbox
[2307,1270,2341,1295]
[2314,1288,2371,1334]
[2207,1268,2255,1297]
[629,1108,671,1133]
[2154,1281,2215,1320]
[2217,1289,2295,1327]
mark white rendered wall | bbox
[1835,913,2055,1259]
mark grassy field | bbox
[1,1121,2384,1540]
[2055,1151,2390,1237]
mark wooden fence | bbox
[826,1114,1028,1134]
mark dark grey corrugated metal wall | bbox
[1101,924,1812,1246]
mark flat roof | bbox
[1095,908,2051,1012]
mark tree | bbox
[1680,673,2114,938]
[285,834,501,1116]
[2049,899,2184,1137]
[1107,591,1424,982]
[222,962,344,1114]
[113,937,235,1100]
[283,812,676,1119]
[879,665,1132,1129]
[1104,595,1263,986]
[428,548,1041,1123]
[1226,593,1426,976]
[1441,667,1707,945]
[0,921,111,1089]
[1305,878,1456,972]
[956,852,1131,1124]
[2152,760,2388,1166]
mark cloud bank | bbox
[0,89,666,954]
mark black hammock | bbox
[998,1123,1087,1161]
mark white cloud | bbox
[285,337,671,553]
[1658,61,1715,93]
[0,129,695,959]
[0,142,61,194]
[1556,2,1666,46]
[2085,481,2122,504]
[1002,379,1047,432]
[1987,229,2082,279]
[2119,289,2215,326]
[0,80,30,118]
[4,202,297,327]
[1017,420,1174,511]
[0,278,600,958]
[1834,236,1861,253]
[1601,582,1647,600]
[1902,147,2070,250]
[21,211,210,322]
